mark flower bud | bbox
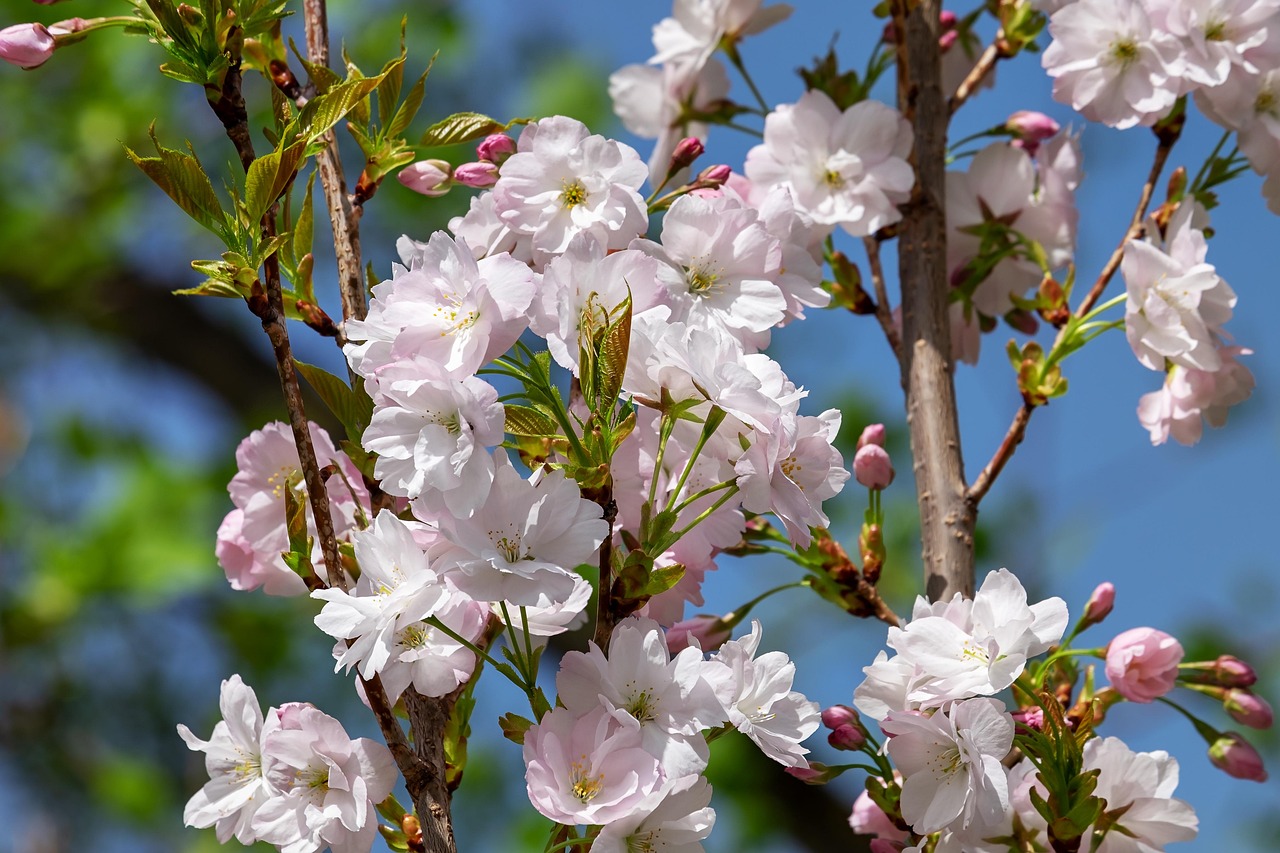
[665,614,731,654]
[397,159,453,197]
[1224,690,1274,730]
[452,161,499,189]
[1081,582,1115,628]
[854,444,894,490]
[1006,110,1061,143]
[695,164,731,188]
[938,29,959,51]
[476,133,516,164]
[821,704,859,730]
[1104,627,1183,703]
[1011,707,1045,731]
[939,10,958,29]
[669,136,705,173]
[0,22,55,69]
[1208,732,1268,782]
[1180,654,1258,688]
[850,790,907,841]
[856,423,886,450]
[828,724,866,751]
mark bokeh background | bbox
[1,1,1277,851]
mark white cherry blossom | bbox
[1084,737,1199,852]
[592,776,716,853]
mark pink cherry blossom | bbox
[1105,627,1184,703]
[1209,731,1269,781]
[1084,737,1199,847]
[1137,346,1254,446]
[0,23,54,69]
[609,59,730,182]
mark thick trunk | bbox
[894,0,976,601]
[404,690,460,853]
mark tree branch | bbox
[303,0,367,325]
[894,0,976,602]
[948,38,1002,115]
[965,132,1177,506]
[862,236,902,359]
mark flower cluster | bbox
[1123,200,1255,444]
[177,676,396,853]
[521,617,817,844]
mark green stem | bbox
[666,407,725,514]
[723,41,769,114]
[670,483,739,542]
[672,478,736,517]
[1190,129,1231,192]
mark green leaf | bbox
[377,52,406,133]
[292,171,317,291]
[387,53,435,138]
[124,129,227,236]
[420,111,532,147]
[498,712,533,745]
[642,563,685,597]
[504,404,560,438]
[595,293,632,412]
[293,359,374,440]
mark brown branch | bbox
[894,0,976,602]
[862,236,902,359]
[592,488,619,651]
[948,38,1002,115]
[965,132,1177,507]
[302,0,367,326]
[403,689,461,853]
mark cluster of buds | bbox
[821,704,866,752]
[397,133,519,197]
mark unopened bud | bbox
[940,9,958,29]
[1181,654,1258,688]
[453,161,499,189]
[856,423,886,451]
[1005,308,1039,336]
[665,615,732,654]
[476,133,516,164]
[0,22,55,68]
[1081,582,1115,628]
[821,705,859,730]
[695,164,731,187]
[1006,110,1060,143]
[939,29,959,51]
[881,21,898,44]
[670,136,706,174]
[1011,707,1045,731]
[177,3,204,25]
[1224,690,1274,730]
[1167,165,1188,201]
[854,444,894,490]
[397,159,453,197]
[1208,732,1268,782]
[828,724,866,751]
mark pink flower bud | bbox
[828,724,866,751]
[47,16,87,35]
[821,704,859,730]
[1209,732,1268,782]
[1105,627,1184,703]
[1181,654,1258,688]
[939,29,959,51]
[669,136,705,173]
[854,444,894,490]
[856,423,886,450]
[939,9,958,29]
[695,164,731,187]
[1225,690,1274,730]
[397,159,452,197]
[881,21,898,44]
[452,161,499,189]
[476,133,516,164]
[665,615,731,654]
[1082,582,1115,628]
[0,22,55,69]
[1006,110,1061,143]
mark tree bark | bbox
[893,0,976,601]
[403,691,460,853]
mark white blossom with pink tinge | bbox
[431,452,608,608]
[344,231,534,380]
[1042,0,1184,129]
[1083,737,1199,851]
[882,698,1014,836]
[633,193,786,350]
[1123,204,1236,373]
[650,0,793,78]
[557,617,723,778]
[493,116,649,261]
[592,776,716,853]
[218,421,369,596]
[254,704,397,853]
[745,90,914,237]
[704,621,821,768]
[522,705,668,826]
[1137,345,1255,446]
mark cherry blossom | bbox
[592,776,716,853]
[1042,0,1184,129]
[650,0,793,77]
[882,698,1014,835]
[1137,346,1255,445]
[493,116,649,260]
[745,90,913,236]
[1084,737,1199,851]
[1105,626,1184,703]
[609,59,731,182]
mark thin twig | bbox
[302,0,367,326]
[948,38,1001,115]
[862,236,902,359]
[592,487,619,651]
[966,134,1176,506]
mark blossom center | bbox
[1204,19,1228,41]
[1255,88,1277,118]
[561,179,588,208]
[823,168,845,189]
[1109,38,1139,67]
[626,689,657,724]
[400,623,430,650]
[626,833,659,853]
[569,758,603,802]
[686,255,725,295]
[489,526,527,562]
